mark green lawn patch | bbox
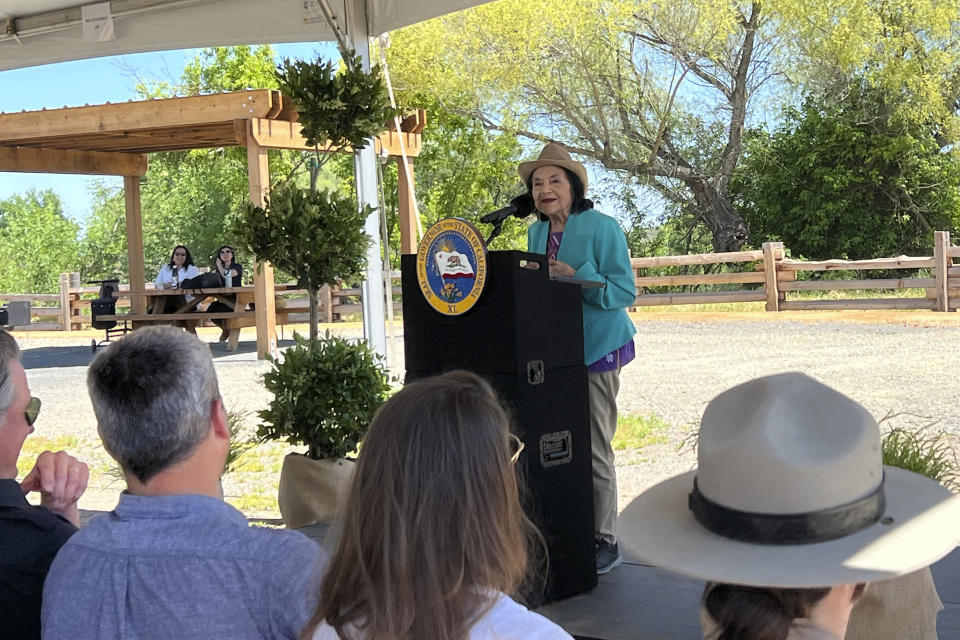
[612,413,669,450]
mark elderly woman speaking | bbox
[520,142,637,575]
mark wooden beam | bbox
[247,125,277,361]
[779,298,937,311]
[397,156,419,254]
[779,256,935,271]
[246,118,423,157]
[0,91,282,144]
[0,146,147,176]
[631,249,766,268]
[124,176,146,315]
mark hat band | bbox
[688,475,886,545]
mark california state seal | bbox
[416,218,488,316]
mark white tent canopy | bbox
[0,0,484,71]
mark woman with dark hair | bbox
[520,142,636,575]
[207,245,243,341]
[154,245,199,291]
[302,370,572,640]
[617,373,960,640]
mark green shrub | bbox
[881,425,960,491]
[257,332,391,460]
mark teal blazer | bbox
[527,208,637,365]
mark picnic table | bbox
[98,285,304,351]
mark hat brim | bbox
[517,159,589,194]
[618,466,960,588]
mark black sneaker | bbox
[595,539,622,575]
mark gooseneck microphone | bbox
[479,193,535,225]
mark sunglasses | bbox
[24,397,41,426]
[509,433,525,464]
[173,252,186,257]
[219,250,233,255]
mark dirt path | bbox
[11,310,960,517]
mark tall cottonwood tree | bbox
[387,0,960,252]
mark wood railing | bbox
[633,231,958,312]
[3,272,402,331]
[6,232,960,330]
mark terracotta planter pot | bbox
[278,453,354,529]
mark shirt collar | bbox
[113,492,247,525]
[0,478,30,508]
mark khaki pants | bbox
[589,368,620,544]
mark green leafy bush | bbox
[275,53,399,151]
[257,333,391,460]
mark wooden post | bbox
[123,175,146,315]
[320,284,333,324]
[58,273,71,331]
[762,242,782,312]
[934,230,950,312]
[247,129,277,359]
[396,156,418,254]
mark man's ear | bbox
[211,397,229,440]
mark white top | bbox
[155,264,199,290]
[310,592,573,640]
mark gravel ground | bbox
[11,316,960,516]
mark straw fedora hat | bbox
[518,142,589,193]
[618,372,960,588]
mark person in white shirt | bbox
[303,370,573,640]
[155,245,200,292]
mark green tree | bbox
[387,0,960,253]
[733,80,960,260]
[0,191,80,293]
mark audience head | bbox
[0,329,20,424]
[0,329,35,478]
[216,245,235,264]
[618,372,960,640]
[306,370,536,640]
[87,326,221,484]
[168,245,194,269]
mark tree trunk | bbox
[686,177,749,253]
[308,287,319,342]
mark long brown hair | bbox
[302,370,537,640]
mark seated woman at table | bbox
[208,245,243,341]
[155,245,199,292]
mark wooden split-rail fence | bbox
[4,231,960,330]
[631,231,960,312]
[2,273,403,331]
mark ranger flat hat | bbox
[618,372,960,587]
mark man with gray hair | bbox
[42,326,324,639]
[0,329,88,639]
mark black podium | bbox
[402,251,597,603]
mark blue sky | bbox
[0,42,332,224]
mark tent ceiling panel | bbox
[0,0,488,72]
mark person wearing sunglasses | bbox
[0,329,89,639]
[303,370,573,640]
[155,245,199,292]
[208,245,244,342]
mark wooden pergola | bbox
[0,90,425,358]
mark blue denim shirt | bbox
[42,493,324,640]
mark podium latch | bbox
[539,430,573,467]
[526,360,545,385]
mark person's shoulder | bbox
[240,524,322,563]
[470,593,573,639]
[0,504,77,557]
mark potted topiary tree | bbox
[234,50,398,527]
[258,332,390,527]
